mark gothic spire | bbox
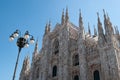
[103,9,108,34]
[88,23,91,35]
[65,7,69,23]
[22,55,30,72]
[20,55,30,80]
[78,10,85,39]
[48,20,51,32]
[61,9,65,25]
[34,39,38,53]
[103,9,114,35]
[106,12,114,34]
[32,39,39,61]
[79,9,84,29]
[45,23,48,34]
[97,12,104,36]
[45,21,51,35]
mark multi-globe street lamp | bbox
[9,29,35,80]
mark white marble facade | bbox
[19,8,120,80]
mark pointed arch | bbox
[53,38,59,54]
[73,54,79,66]
[36,67,39,79]
[94,70,100,80]
[52,65,57,77]
[74,75,79,80]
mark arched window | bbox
[36,68,39,78]
[73,54,79,66]
[53,39,59,54]
[94,70,100,80]
[74,75,79,80]
[52,66,57,77]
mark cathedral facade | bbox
[19,8,120,80]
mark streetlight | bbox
[9,29,35,80]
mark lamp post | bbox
[9,29,35,80]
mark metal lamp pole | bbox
[9,30,35,80]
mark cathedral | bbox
[19,8,120,80]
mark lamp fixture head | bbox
[9,34,14,41]
[30,36,35,44]
[13,29,19,38]
[24,31,30,39]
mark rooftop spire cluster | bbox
[44,8,119,38]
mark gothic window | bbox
[36,68,39,79]
[53,38,59,54]
[52,65,57,77]
[94,70,100,80]
[73,54,79,66]
[74,75,79,80]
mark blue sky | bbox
[0,0,120,80]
